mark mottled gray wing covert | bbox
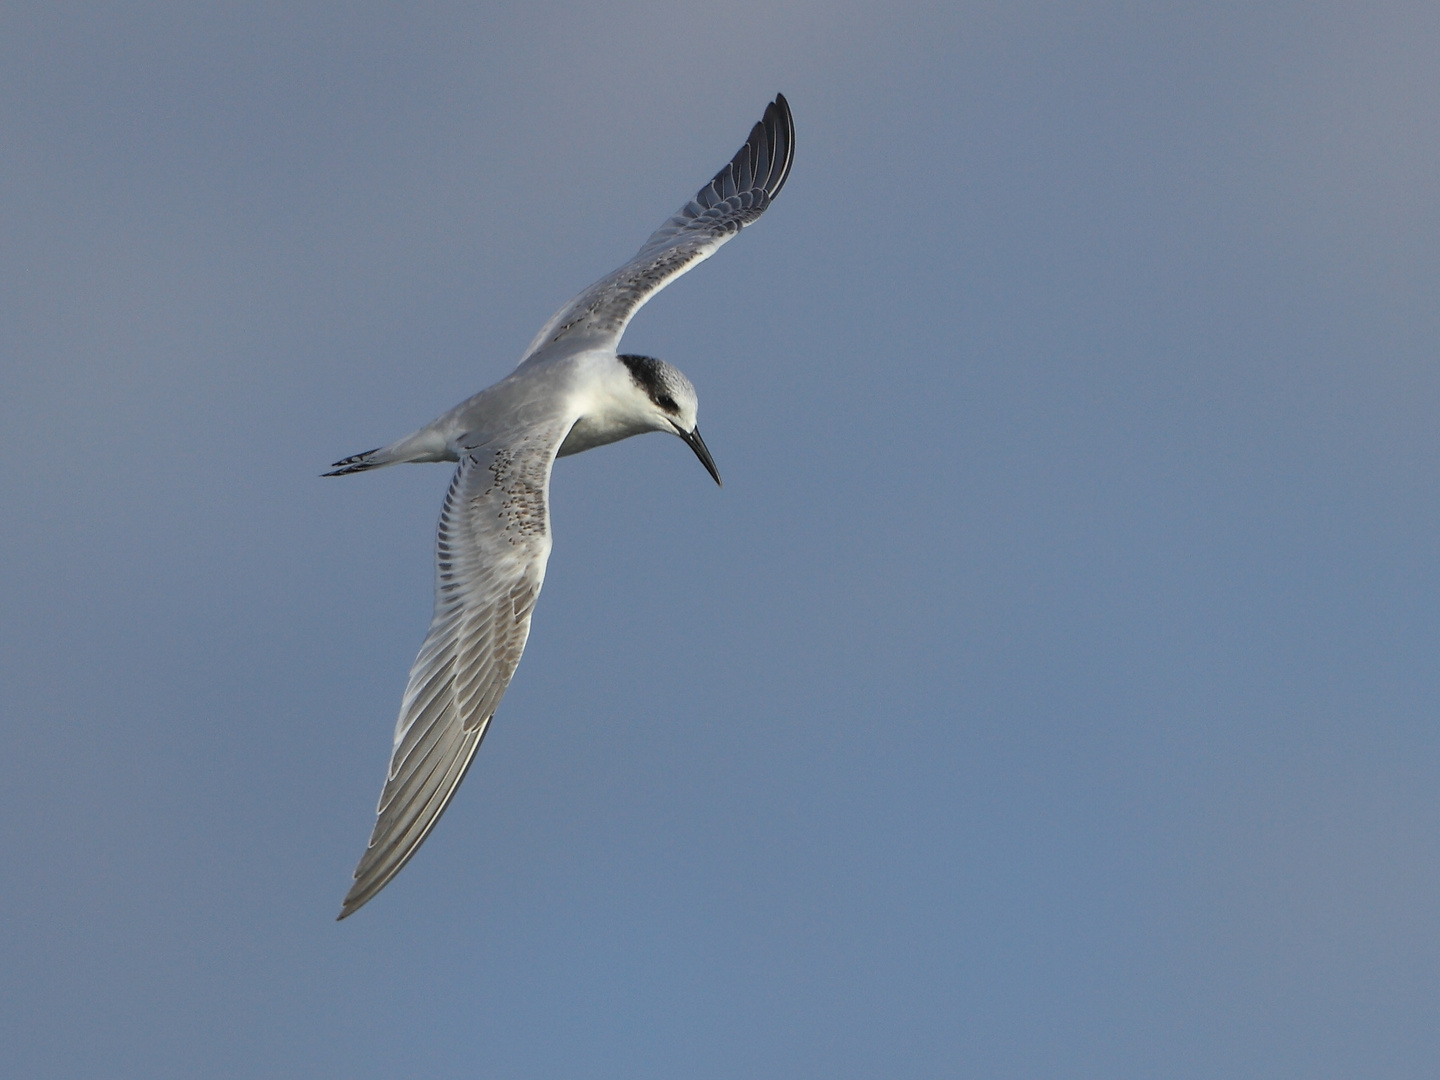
[520,93,794,362]
[339,423,568,918]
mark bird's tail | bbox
[323,447,387,476]
[323,424,453,477]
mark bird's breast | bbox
[555,410,651,457]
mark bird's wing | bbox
[519,93,794,363]
[339,418,571,918]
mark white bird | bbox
[328,94,794,918]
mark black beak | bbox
[677,424,722,486]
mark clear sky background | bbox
[3,3,1437,1077]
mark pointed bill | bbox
[681,425,722,486]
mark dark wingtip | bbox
[336,883,369,920]
[693,94,795,217]
[764,93,795,199]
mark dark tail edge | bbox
[322,447,383,477]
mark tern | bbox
[328,94,794,918]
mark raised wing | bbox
[338,420,570,918]
[520,93,794,362]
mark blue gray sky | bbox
[3,3,1437,1077]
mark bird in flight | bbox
[328,94,794,918]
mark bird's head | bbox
[618,354,721,486]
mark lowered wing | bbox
[339,420,570,918]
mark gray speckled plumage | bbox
[339,421,564,916]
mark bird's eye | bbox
[657,395,678,413]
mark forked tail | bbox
[323,424,454,476]
[322,448,385,476]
